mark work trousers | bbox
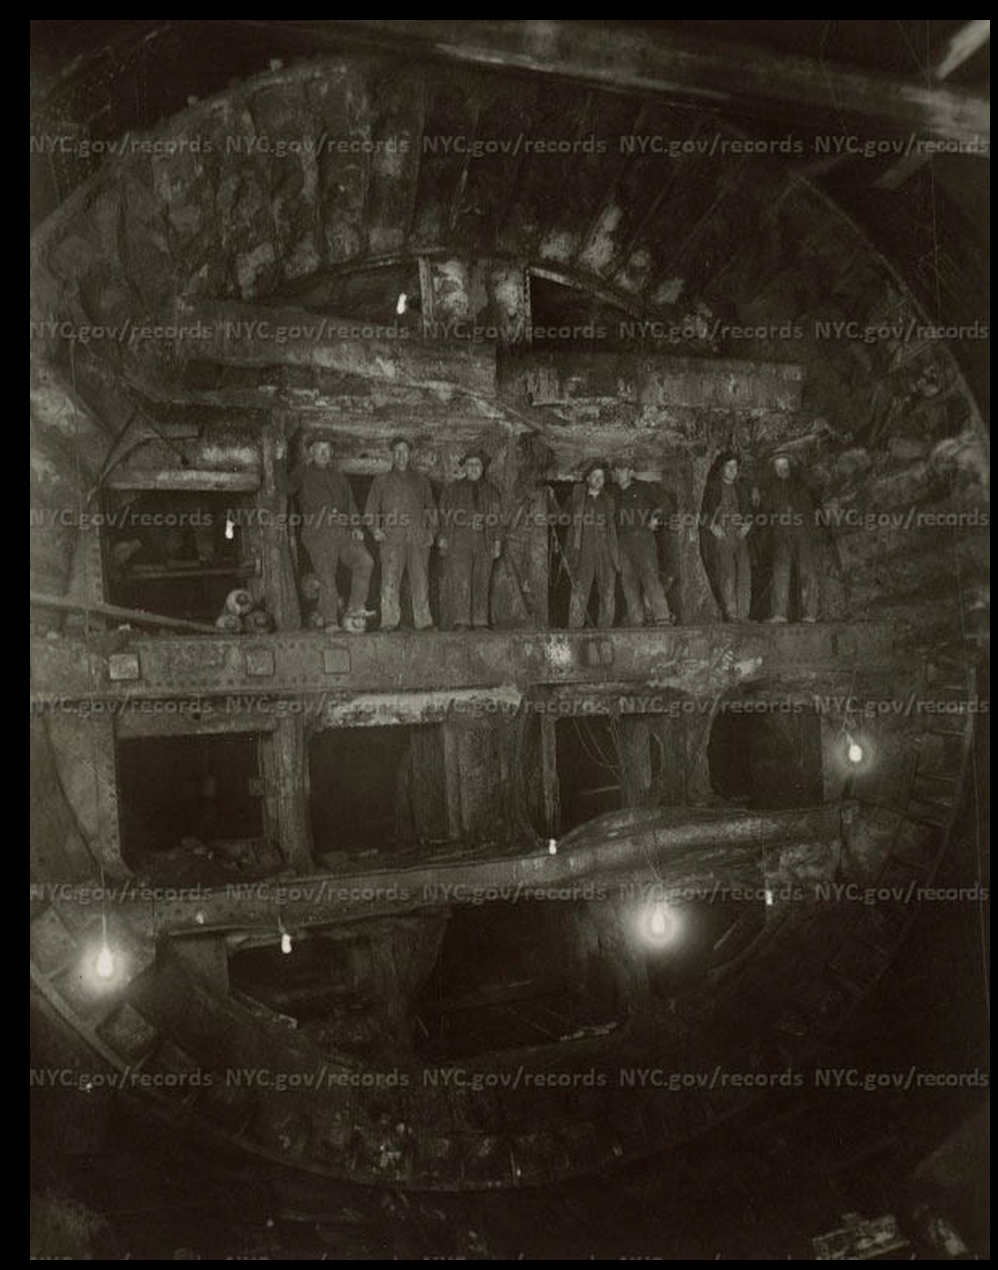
[771,530,818,620]
[713,535,751,621]
[619,531,671,625]
[448,533,493,628]
[568,538,616,629]
[380,536,432,630]
[301,526,373,625]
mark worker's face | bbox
[392,442,411,471]
[722,459,738,483]
[613,464,633,487]
[774,457,791,480]
[465,457,484,482]
[587,468,605,494]
[310,441,333,469]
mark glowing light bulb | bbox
[224,514,235,541]
[547,838,558,855]
[95,943,115,980]
[396,292,407,316]
[641,899,681,948]
[847,739,864,765]
[280,931,293,955]
[764,888,774,907]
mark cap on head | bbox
[389,434,411,450]
[717,449,739,467]
[612,453,636,471]
[461,448,488,468]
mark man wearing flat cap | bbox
[364,436,438,631]
[759,449,820,623]
[565,460,620,628]
[438,449,503,630]
[701,450,753,622]
[275,432,372,631]
[611,455,673,627]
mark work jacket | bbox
[566,485,620,571]
[365,468,437,543]
[439,478,503,552]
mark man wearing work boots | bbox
[702,450,753,622]
[277,433,373,632]
[760,449,820,623]
[565,460,621,629]
[438,449,503,630]
[611,455,673,627]
[364,436,438,631]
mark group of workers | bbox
[277,434,821,632]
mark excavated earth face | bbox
[30,46,987,1189]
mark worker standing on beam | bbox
[438,449,503,630]
[276,433,372,632]
[365,436,438,631]
[611,455,673,627]
[566,460,620,628]
[760,450,820,623]
[702,450,753,622]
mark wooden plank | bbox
[105,468,259,492]
[540,714,560,838]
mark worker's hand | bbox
[710,524,724,540]
[492,540,502,559]
[351,528,365,543]
[372,528,386,542]
[738,523,751,539]
[438,536,448,553]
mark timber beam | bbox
[262,20,990,146]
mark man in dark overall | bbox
[438,450,503,630]
[761,450,820,623]
[611,455,673,627]
[276,433,372,631]
[702,451,753,622]
[364,436,438,631]
[566,460,621,629]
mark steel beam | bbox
[50,802,852,937]
[30,622,905,704]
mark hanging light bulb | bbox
[280,930,293,955]
[845,735,864,765]
[395,292,408,316]
[547,838,558,856]
[641,899,680,947]
[95,941,115,980]
[224,512,235,541]
[93,909,116,981]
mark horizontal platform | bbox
[32,622,905,708]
